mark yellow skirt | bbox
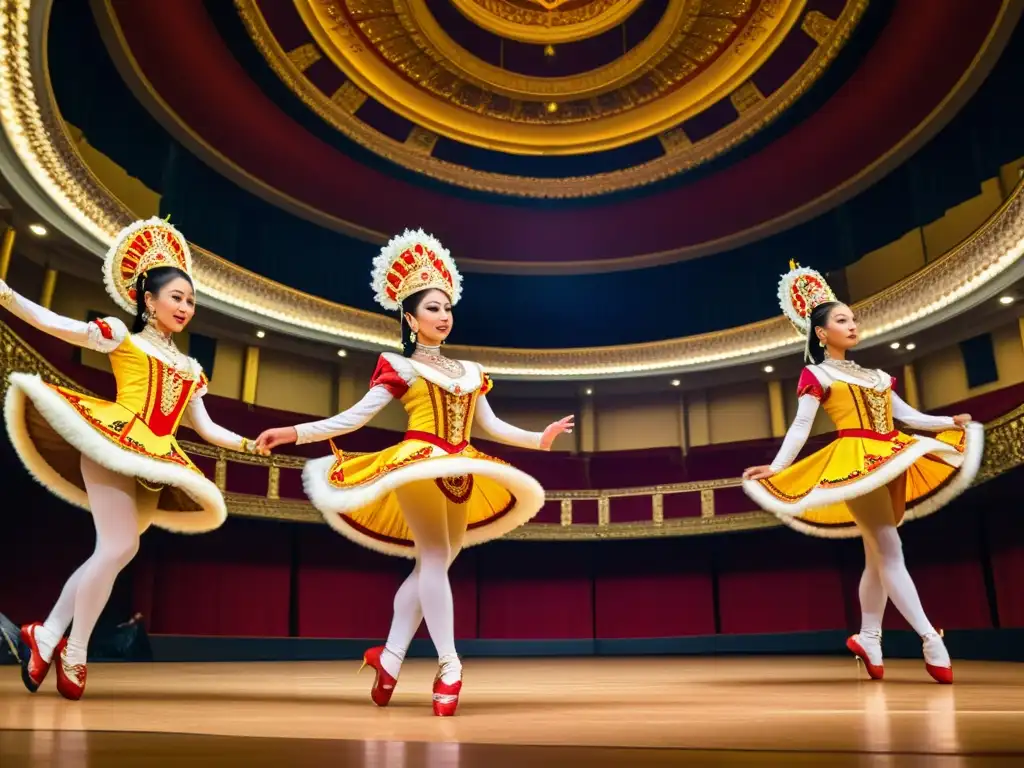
[742,423,984,538]
[302,432,545,558]
[4,372,226,533]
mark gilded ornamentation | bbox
[598,496,610,526]
[443,391,471,445]
[449,0,645,44]
[2,0,1022,376]
[159,367,186,417]
[658,126,693,154]
[405,126,438,156]
[700,489,715,518]
[267,462,280,499]
[436,474,474,504]
[286,43,323,72]
[652,493,664,524]
[859,386,893,435]
[331,81,368,113]
[730,80,765,113]
[801,10,836,45]
[233,0,866,195]
[560,498,573,526]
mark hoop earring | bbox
[141,310,149,324]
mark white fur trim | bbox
[5,373,225,534]
[103,217,195,314]
[742,422,984,539]
[302,452,545,558]
[370,228,462,312]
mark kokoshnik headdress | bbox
[370,228,462,312]
[103,217,194,315]
[778,259,838,362]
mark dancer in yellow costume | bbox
[255,229,573,716]
[0,218,259,700]
[742,262,983,685]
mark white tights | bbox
[849,485,942,649]
[34,456,147,667]
[381,480,468,684]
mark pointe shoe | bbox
[53,638,87,701]
[923,631,953,684]
[358,646,398,707]
[9,622,53,693]
[433,658,462,717]
[847,633,884,681]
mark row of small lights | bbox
[582,294,1018,394]
[27,218,1019,369]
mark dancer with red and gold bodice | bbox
[255,229,573,716]
[742,262,983,684]
[0,218,259,700]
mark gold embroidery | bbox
[860,387,892,434]
[160,368,185,417]
[444,391,471,444]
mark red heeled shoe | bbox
[432,669,462,717]
[359,646,398,707]
[923,631,953,684]
[53,637,87,701]
[12,623,53,693]
[846,635,884,681]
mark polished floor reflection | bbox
[2,657,1023,765]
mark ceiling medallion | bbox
[236,0,867,196]
[449,0,647,44]
[296,0,805,154]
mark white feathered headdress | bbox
[370,228,462,312]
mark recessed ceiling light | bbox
[337,349,348,358]
[763,365,774,373]
[670,379,681,387]
[890,342,901,349]
[584,387,593,396]
[999,295,1015,306]
[255,330,266,339]
[29,223,47,236]
[905,343,916,351]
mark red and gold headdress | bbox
[103,217,194,314]
[778,260,838,361]
[371,228,462,312]
[778,260,837,334]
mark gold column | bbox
[578,390,597,454]
[902,363,921,410]
[242,346,260,405]
[1018,316,1024,353]
[767,379,787,438]
[677,390,689,456]
[0,227,15,282]
[39,268,58,310]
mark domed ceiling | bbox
[87,0,1013,276]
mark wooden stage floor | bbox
[2,657,1023,765]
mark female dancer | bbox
[742,262,983,684]
[255,229,573,716]
[0,218,260,699]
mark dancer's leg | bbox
[848,486,948,668]
[32,561,88,663]
[395,481,457,676]
[62,457,142,666]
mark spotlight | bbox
[671,379,681,387]
[905,343,916,351]
[890,342,900,350]
[763,365,774,373]
[999,295,1015,306]
[255,330,266,339]
[29,223,47,236]
[337,349,348,358]
[584,387,593,396]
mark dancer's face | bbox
[406,289,453,346]
[147,277,196,335]
[816,303,859,353]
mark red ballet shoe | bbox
[358,646,398,707]
[12,623,53,693]
[846,634,884,681]
[923,631,953,685]
[53,637,87,701]
[432,664,462,717]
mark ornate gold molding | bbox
[294,0,805,154]
[1,0,1022,378]
[235,0,864,193]
[2,316,1021,540]
[448,0,646,44]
